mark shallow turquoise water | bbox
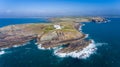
[0,18,120,67]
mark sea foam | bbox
[0,51,5,55]
[96,43,108,47]
[37,23,106,59]
[37,44,51,50]
[54,40,97,59]
[13,45,21,48]
[37,44,46,50]
[13,42,30,48]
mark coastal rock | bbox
[0,17,107,53]
[91,17,108,23]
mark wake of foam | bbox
[37,44,51,50]
[1,47,9,50]
[0,51,5,55]
[79,24,85,31]
[54,40,97,59]
[0,42,31,56]
[13,42,29,48]
[13,45,21,48]
[85,34,89,38]
[37,44,46,50]
[1,42,30,50]
[96,43,108,47]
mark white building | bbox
[54,24,61,29]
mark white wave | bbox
[13,45,21,48]
[13,42,30,48]
[13,42,29,48]
[79,24,85,30]
[82,23,85,27]
[52,46,62,50]
[1,42,30,50]
[85,34,89,38]
[1,47,9,50]
[37,44,45,50]
[54,40,97,59]
[96,43,108,47]
[37,44,50,50]
[0,51,5,55]
[79,26,82,31]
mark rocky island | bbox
[0,17,108,54]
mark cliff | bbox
[0,17,107,53]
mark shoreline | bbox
[37,22,96,59]
[54,40,97,59]
[0,17,108,58]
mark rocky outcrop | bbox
[0,22,88,53]
[49,17,108,23]
[0,17,107,53]
[91,17,108,23]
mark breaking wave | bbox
[96,43,108,47]
[37,43,51,50]
[0,51,5,55]
[37,44,46,50]
[13,42,30,48]
[1,42,30,50]
[0,42,30,56]
[85,34,89,38]
[13,45,22,48]
[36,23,108,59]
[54,40,97,59]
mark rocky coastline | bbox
[0,17,108,53]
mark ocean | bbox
[0,18,120,67]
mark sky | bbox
[0,0,120,17]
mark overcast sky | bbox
[0,0,120,17]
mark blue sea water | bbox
[0,18,120,67]
[0,18,49,27]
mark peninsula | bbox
[0,17,108,53]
